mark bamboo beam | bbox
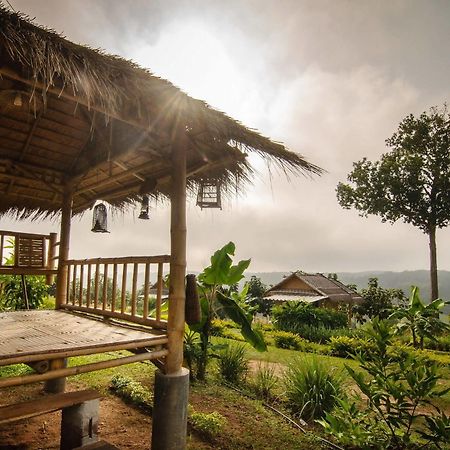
[65,255,170,265]
[0,336,168,367]
[55,186,73,308]
[0,349,169,389]
[165,127,187,374]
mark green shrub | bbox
[190,411,226,437]
[221,328,246,342]
[251,362,278,401]
[273,302,348,333]
[218,343,248,385]
[424,334,450,352]
[110,375,153,412]
[317,398,387,448]
[284,357,344,421]
[210,319,235,337]
[322,319,450,449]
[272,331,303,350]
[329,336,376,358]
[0,274,49,310]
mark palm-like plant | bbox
[390,286,449,349]
[187,242,266,380]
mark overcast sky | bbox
[3,0,450,273]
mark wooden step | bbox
[0,390,101,424]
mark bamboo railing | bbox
[61,255,170,329]
[0,230,58,283]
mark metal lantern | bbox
[196,180,222,209]
[91,203,109,233]
[138,195,150,220]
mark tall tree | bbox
[337,105,450,300]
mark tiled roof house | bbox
[264,272,363,309]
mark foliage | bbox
[329,335,376,359]
[110,375,153,412]
[210,319,235,337]
[317,397,387,449]
[272,302,348,334]
[424,334,450,352]
[390,286,450,349]
[190,411,227,437]
[187,242,266,381]
[218,343,249,385]
[284,356,344,421]
[353,277,407,322]
[271,330,303,350]
[245,275,271,315]
[292,323,356,344]
[335,319,450,449]
[337,105,450,300]
[0,239,50,310]
[251,362,278,401]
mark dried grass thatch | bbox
[0,4,322,218]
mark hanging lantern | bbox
[196,179,222,209]
[91,203,109,233]
[138,195,150,220]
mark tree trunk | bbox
[428,226,439,301]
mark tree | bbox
[246,275,271,315]
[337,105,450,300]
[353,277,406,323]
[390,286,450,349]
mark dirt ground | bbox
[0,383,167,450]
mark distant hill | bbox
[245,270,450,316]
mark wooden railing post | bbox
[46,232,57,285]
[55,186,73,309]
[165,129,187,375]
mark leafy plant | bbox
[329,335,376,358]
[188,242,266,380]
[353,277,407,322]
[284,357,344,421]
[271,330,303,350]
[317,397,387,449]
[272,302,348,333]
[390,286,450,349]
[338,318,450,449]
[218,343,249,385]
[190,411,227,437]
[110,375,153,412]
[251,362,278,401]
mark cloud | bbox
[4,0,450,275]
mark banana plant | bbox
[390,286,450,349]
[187,242,266,380]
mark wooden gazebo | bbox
[0,6,321,449]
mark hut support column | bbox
[151,131,189,450]
[45,186,72,394]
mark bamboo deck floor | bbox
[0,310,167,365]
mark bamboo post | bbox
[165,129,187,374]
[151,126,189,450]
[55,187,73,309]
[46,232,57,284]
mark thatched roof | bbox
[0,5,322,218]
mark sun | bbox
[128,19,256,123]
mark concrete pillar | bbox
[44,358,67,393]
[151,368,189,450]
[60,398,99,450]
